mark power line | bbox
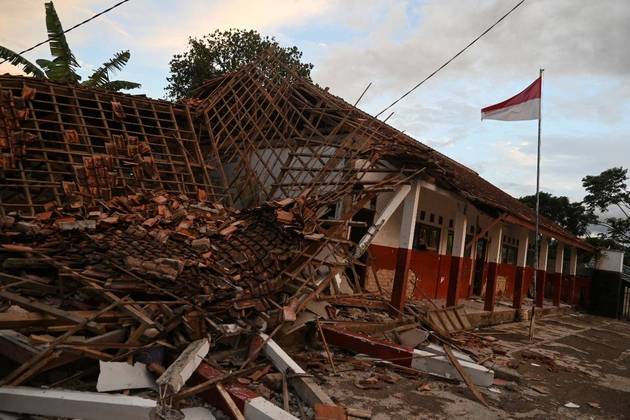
[375,0,526,118]
[0,0,131,66]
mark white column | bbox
[451,209,468,258]
[399,182,421,250]
[538,237,549,270]
[354,184,412,258]
[447,204,468,306]
[516,229,529,267]
[438,223,449,255]
[391,181,421,309]
[554,242,565,274]
[487,225,503,264]
[569,247,578,276]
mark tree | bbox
[518,192,595,236]
[583,167,630,217]
[165,29,313,100]
[0,2,140,92]
[582,167,630,261]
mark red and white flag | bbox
[481,77,541,121]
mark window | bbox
[413,223,441,251]
[464,234,473,257]
[420,210,426,221]
[446,230,454,254]
[501,244,518,265]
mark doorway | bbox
[348,207,376,289]
[472,238,488,296]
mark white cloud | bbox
[1,0,627,203]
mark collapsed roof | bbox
[0,49,591,416]
[0,50,590,249]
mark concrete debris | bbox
[97,361,156,392]
[244,396,299,420]
[157,338,210,396]
[0,386,156,420]
[181,407,217,420]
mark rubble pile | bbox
[0,53,502,419]
[0,192,500,419]
[0,191,333,417]
[0,190,312,332]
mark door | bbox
[472,238,487,296]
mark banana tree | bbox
[0,2,140,92]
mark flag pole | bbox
[529,68,544,340]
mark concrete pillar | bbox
[535,237,549,307]
[390,181,421,313]
[568,247,578,304]
[552,242,565,306]
[438,223,449,255]
[512,229,529,309]
[484,224,503,311]
[446,208,467,307]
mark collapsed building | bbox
[0,51,600,418]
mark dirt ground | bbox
[320,312,630,419]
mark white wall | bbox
[595,249,624,273]
[371,184,463,249]
[372,190,403,248]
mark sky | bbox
[1,0,629,205]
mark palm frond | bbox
[101,80,141,92]
[44,1,79,82]
[35,58,54,77]
[83,50,131,88]
[0,46,46,78]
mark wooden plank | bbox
[63,270,157,329]
[444,309,461,332]
[443,345,488,407]
[216,383,245,420]
[0,291,103,333]
[2,301,122,386]
[0,310,127,329]
[0,329,126,372]
[454,307,472,330]
[436,311,455,332]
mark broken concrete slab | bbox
[182,406,217,419]
[0,386,156,420]
[419,342,474,362]
[411,348,494,387]
[244,396,299,420]
[322,324,493,387]
[96,361,156,392]
[260,333,334,407]
[396,327,429,347]
[157,338,210,395]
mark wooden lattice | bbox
[192,51,423,299]
[193,51,409,211]
[0,77,222,216]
